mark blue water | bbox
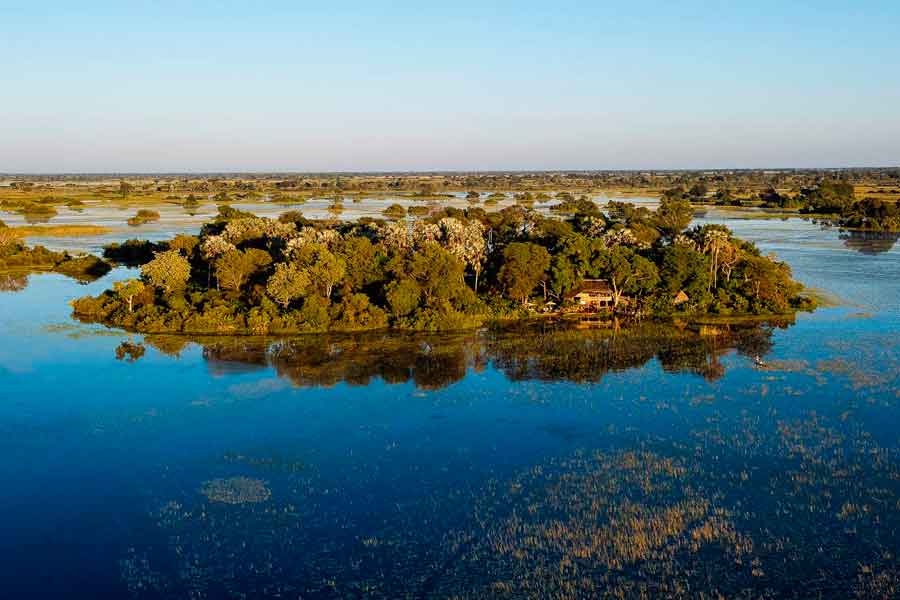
[1,215,899,598]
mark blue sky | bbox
[2,1,898,172]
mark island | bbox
[0,220,110,282]
[70,197,813,335]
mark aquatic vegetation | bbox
[433,450,755,598]
[199,477,271,504]
[127,209,160,226]
[382,203,406,219]
[1,224,110,238]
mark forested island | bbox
[0,219,110,282]
[692,179,900,230]
[70,196,813,335]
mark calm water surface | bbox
[1,213,899,598]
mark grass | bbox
[8,224,111,237]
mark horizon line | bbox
[2,166,899,178]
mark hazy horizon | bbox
[3,1,898,172]
[2,166,899,178]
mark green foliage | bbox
[655,193,694,238]
[214,204,255,222]
[402,243,471,307]
[657,244,711,310]
[386,279,421,317]
[383,204,406,219]
[72,207,812,336]
[278,210,310,226]
[799,180,855,214]
[103,239,166,266]
[168,234,200,256]
[298,295,331,331]
[215,248,272,292]
[499,242,551,304]
[127,209,160,226]
[0,240,110,281]
[266,263,310,308]
[337,236,385,292]
[736,254,803,314]
[333,293,388,330]
[839,197,900,230]
[549,234,593,298]
[292,243,345,298]
[590,247,660,306]
[142,250,191,293]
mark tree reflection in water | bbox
[0,273,28,293]
[839,229,900,254]
[141,318,794,390]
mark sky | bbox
[1,1,899,172]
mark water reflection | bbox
[136,320,793,390]
[0,272,28,292]
[839,229,900,254]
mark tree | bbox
[215,248,272,292]
[0,227,15,248]
[738,255,800,313]
[549,234,592,298]
[168,234,199,256]
[141,250,191,293]
[386,279,421,316]
[591,247,659,308]
[688,182,708,200]
[266,263,310,308]
[701,227,739,290]
[334,293,388,329]
[658,244,710,307]
[498,242,551,305]
[113,279,145,313]
[292,243,346,299]
[407,243,469,305]
[655,195,694,239]
[383,204,406,219]
[337,236,385,292]
[439,218,487,291]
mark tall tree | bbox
[655,195,694,239]
[141,250,191,293]
[591,247,660,308]
[113,279,145,313]
[215,248,272,292]
[498,242,551,305]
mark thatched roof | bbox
[578,279,612,294]
[573,279,613,294]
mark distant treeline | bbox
[4,167,900,197]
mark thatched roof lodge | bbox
[568,279,614,310]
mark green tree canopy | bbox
[655,195,694,239]
[113,278,146,313]
[141,250,191,293]
[215,248,272,292]
[498,242,551,304]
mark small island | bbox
[0,220,110,282]
[70,197,813,335]
[691,179,900,231]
